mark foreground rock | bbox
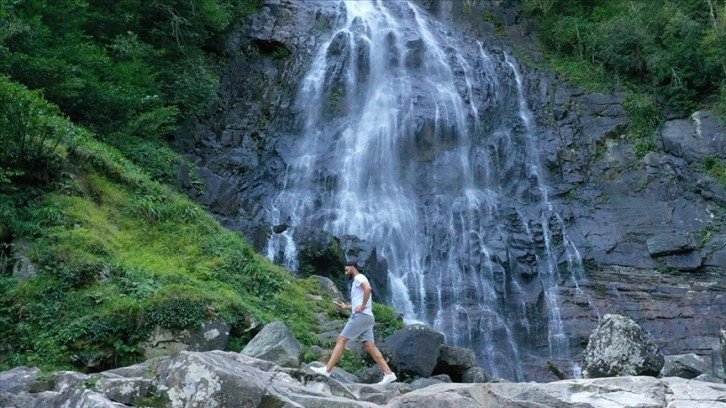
[661,354,713,379]
[582,314,664,378]
[3,352,726,407]
[241,320,303,368]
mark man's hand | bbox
[354,304,365,314]
[334,300,349,309]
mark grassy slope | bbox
[0,120,402,373]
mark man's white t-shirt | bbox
[351,274,373,316]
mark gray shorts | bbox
[340,313,375,343]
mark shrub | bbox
[622,92,662,158]
[0,76,68,183]
[145,284,208,329]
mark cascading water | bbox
[266,0,586,380]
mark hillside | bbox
[0,0,401,374]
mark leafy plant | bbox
[0,76,68,184]
[623,92,662,158]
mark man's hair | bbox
[344,260,358,268]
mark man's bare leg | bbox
[326,336,349,373]
[363,340,393,374]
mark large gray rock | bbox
[52,389,129,408]
[386,324,445,378]
[0,366,41,393]
[582,314,664,378]
[315,275,345,300]
[94,374,156,405]
[461,367,492,384]
[433,344,478,382]
[661,110,726,162]
[142,319,231,359]
[241,321,303,368]
[661,353,712,379]
[155,351,384,407]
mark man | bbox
[311,262,397,385]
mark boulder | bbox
[142,319,231,359]
[461,366,492,384]
[156,351,373,407]
[53,389,128,407]
[358,365,385,384]
[385,324,445,378]
[582,314,664,378]
[241,321,303,368]
[661,353,712,379]
[94,374,156,405]
[315,275,345,300]
[294,226,346,284]
[694,373,725,384]
[433,344,478,382]
[0,366,41,393]
[661,110,726,162]
[408,377,449,390]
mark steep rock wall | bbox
[180,0,726,381]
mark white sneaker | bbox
[377,372,397,385]
[310,366,330,378]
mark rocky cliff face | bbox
[179,0,726,381]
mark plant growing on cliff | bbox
[524,0,726,118]
[703,154,726,189]
[622,92,662,158]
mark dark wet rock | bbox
[661,353,712,379]
[385,325,445,378]
[661,111,726,162]
[433,344,478,382]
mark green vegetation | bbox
[0,0,262,185]
[523,0,726,152]
[0,0,404,375]
[704,154,726,190]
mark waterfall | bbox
[265,0,585,380]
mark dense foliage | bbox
[524,0,726,116]
[0,0,404,374]
[0,0,260,184]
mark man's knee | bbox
[336,336,349,345]
[362,340,376,351]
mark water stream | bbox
[265,0,585,380]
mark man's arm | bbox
[334,300,350,309]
